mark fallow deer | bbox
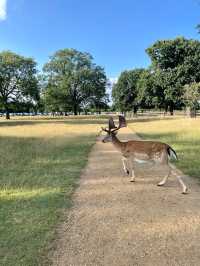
[101,116,188,194]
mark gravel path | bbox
[52,128,200,266]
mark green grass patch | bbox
[128,117,200,179]
[0,119,101,265]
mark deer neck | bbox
[111,134,123,151]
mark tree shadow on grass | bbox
[0,118,108,127]
[127,116,176,124]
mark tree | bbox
[153,68,184,114]
[183,82,200,117]
[112,69,144,114]
[136,69,158,109]
[89,93,109,114]
[146,37,200,114]
[43,49,107,115]
[42,82,71,114]
[0,51,39,119]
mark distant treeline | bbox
[1,37,200,119]
[112,37,200,117]
[0,49,108,119]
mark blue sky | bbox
[0,0,200,79]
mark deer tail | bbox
[167,146,178,160]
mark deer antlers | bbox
[102,116,127,133]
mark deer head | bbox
[102,116,126,143]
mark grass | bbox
[128,117,200,179]
[0,117,104,265]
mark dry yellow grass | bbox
[0,118,103,266]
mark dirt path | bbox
[52,128,200,266]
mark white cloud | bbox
[0,0,7,20]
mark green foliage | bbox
[112,37,200,114]
[112,69,145,113]
[183,82,200,110]
[136,69,157,108]
[146,37,200,113]
[0,51,39,119]
[43,49,107,115]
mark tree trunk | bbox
[164,104,168,113]
[5,104,10,120]
[169,102,174,116]
[6,110,10,120]
[133,106,138,115]
[73,104,78,115]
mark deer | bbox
[101,116,188,194]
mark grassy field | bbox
[2,115,200,265]
[129,117,200,179]
[0,118,104,266]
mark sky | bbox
[0,0,200,80]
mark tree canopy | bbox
[112,69,145,114]
[111,37,200,116]
[42,49,107,115]
[0,51,39,119]
[146,37,200,114]
[1,37,200,118]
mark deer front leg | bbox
[157,152,171,187]
[129,158,135,182]
[122,157,129,175]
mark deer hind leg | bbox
[169,163,188,194]
[157,151,171,186]
[157,166,171,186]
[122,157,129,175]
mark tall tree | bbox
[112,69,144,114]
[146,37,200,114]
[0,51,39,119]
[136,69,158,109]
[43,49,107,115]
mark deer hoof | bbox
[157,182,164,186]
[182,188,188,194]
[126,169,129,175]
[130,179,135,183]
